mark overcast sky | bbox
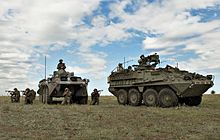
[0,0,220,95]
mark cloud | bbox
[106,0,220,74]
[0,0,220,95]
[0,0,100,94]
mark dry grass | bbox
[0,95,220,140]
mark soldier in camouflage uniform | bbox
[117,63,124,72]
[30,89,36,103]
[24,88,33,104]
[10,88,20,103]
[57,59,66,76]
[138,54,147,65]
[62,88,72,105]
[90,88,100,105]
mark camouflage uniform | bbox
[117,63,124,72]
[30,89,36,103]
[24,88,33,104]
[138,55,147,65]
[10,88,20,103]
[91,89,100,105]
[57,59,66,76]
[62,88,72,105]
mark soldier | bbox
[9,88,20,103]
[57,59,67,76]
[90,88,100,105]
[127,66,132,71]
[14,88,20,102]
[24,88,32,104]
[62,88,72,105]
[57,59,66,70]
[138,54,147,65]
[30,89,36,103]
[117,63,124,72]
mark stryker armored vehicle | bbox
[38,67,89,104]
[108,53,214,107]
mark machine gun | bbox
[20,90,26,95]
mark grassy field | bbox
[0,95,220,140]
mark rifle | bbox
[5,90,13,93]
[20,90,26,95]
[5,90,13,96]
[97,90,103,93]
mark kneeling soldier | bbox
[62,88,72,105]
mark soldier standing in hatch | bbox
[57,59,66,76]
[62,88,72,105]
[117,63,124,72]
[90,88,100,105]
[138,54,147,65]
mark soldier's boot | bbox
[97,99,99,105]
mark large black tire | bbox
[47,95,52,104]
[117,89,128,105]
[159,88,178,107]
[79,96,88,104]
[143,89,158,107]
[128,88,142,106]
[185,96,202,106]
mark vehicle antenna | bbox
[45,56,47,80]
[44,56,48,104]
[124,57,125,68]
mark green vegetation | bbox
[0,95,220,140]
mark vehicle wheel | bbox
[117,89,128,105]
[185,96,202,106]
[159,88,178,107]
[143,89,158,106]
[178,98,185,106]
[79,96,88,104]
[128,88,142,106]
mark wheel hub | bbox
[130,94,137,102]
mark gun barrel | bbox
[5,90,13,92]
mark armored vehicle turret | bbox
[108,53,214,107]
[38,63,89,104]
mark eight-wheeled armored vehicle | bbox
[108,53,214,107]
[38,70,89,104]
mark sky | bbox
[0,0,220,96]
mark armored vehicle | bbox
[108,53,214,107]
[38,71,89,104]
